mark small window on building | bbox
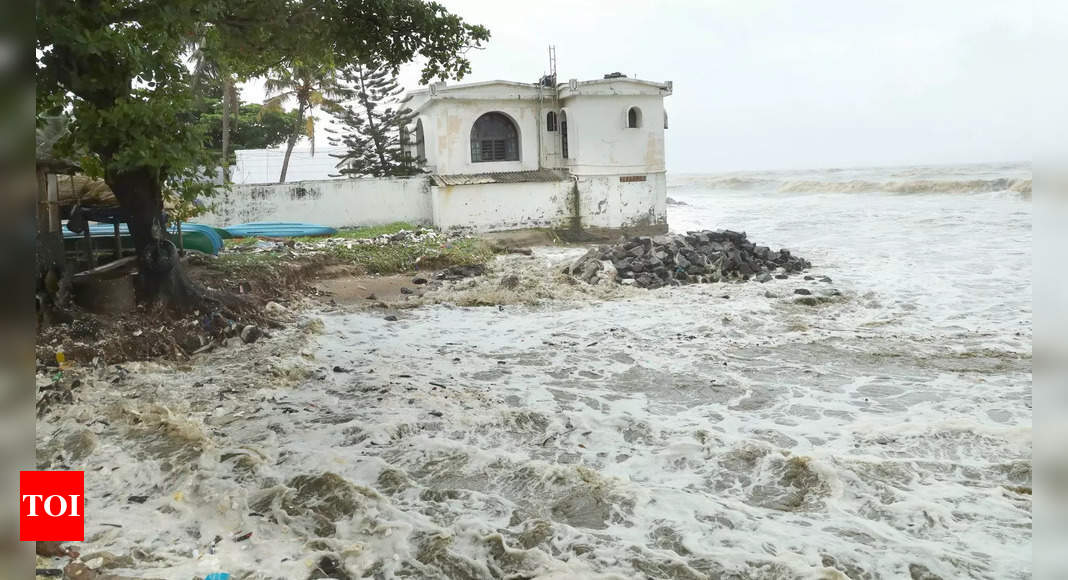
[470,112,519,162]
[627,106,642,129]
[546,111,557,132]
[663,109,668,130]
[415,119,425,161]
[560,110,569,159]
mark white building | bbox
[403,75,672,234]
[205,74,673,236]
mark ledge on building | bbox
[430,169,569,187]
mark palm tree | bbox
[263,64,350,183]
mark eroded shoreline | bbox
[35,242,1029,579]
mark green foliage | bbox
[263,63,351,161]
[323,237,492,274]
[203,102,300,156]
[37,0,225,208]
[218,227,493,276]
[37,0,489,198]
[328,63,423,177]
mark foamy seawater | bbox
[37,163,1031,579]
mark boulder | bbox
[499,274,520,290]
[264,301,287,315]
[240,325,263,344]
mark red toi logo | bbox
[20,471,84,541]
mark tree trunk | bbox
[107,167,201,308]
[221,77,232,184]
[278,103,305,184]
[278,133,297,184]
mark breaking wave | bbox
[777,177,1032,195]
[672,175,1031,195]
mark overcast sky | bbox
[247,0,1031,172]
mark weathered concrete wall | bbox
[431,181,572,231]
[575,173,668,231]
[198,169,665,234]
[430,173,666,233]
[200,177,432,228]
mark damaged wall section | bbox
[429,171,666,233]
[431,180,573,231]
[573,173,667,232]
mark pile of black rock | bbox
[565,230,812,289]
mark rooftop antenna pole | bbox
[547,45,561,167]
[549,44,557,81]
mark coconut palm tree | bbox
[263,63,350,183]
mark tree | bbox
[327,63,422,177]
[262,63,350,183]
[189,35,240,184]
[202,101,301,162]
[189,73,299,163]
[37,0,489,307]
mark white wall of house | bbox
[559,93,667,176]
[408,79,670,177]
[199,177,432,228]
[419,99,542,175]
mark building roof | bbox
[558,77,672,98]
[407,77,672,112]
[430,169,568,187]
[407,80,537,96]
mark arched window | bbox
[546,111,557,132]
[560,110,569,159]
[398,125,413,164]
[471,112,519,162]
[414,119,425,161]
[663,109,668,130]
[627,106,643,129]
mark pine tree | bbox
[328,63,422,178]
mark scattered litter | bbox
[264,301,287,315]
